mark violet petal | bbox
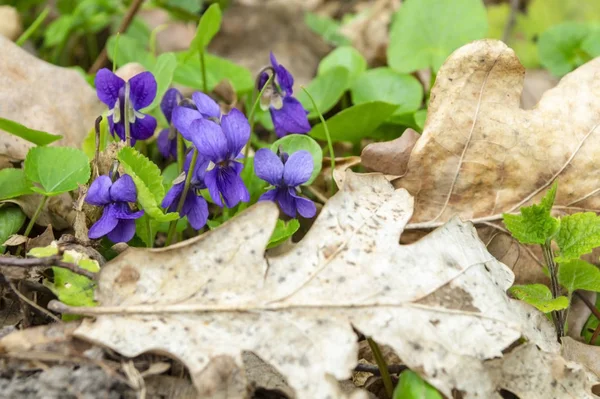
[95,68,125,108]
[217,166,249,208]
[182,193,208,230]
[283,150,313,187]
[190,119,228,162]
[172,106,202,141]
[254,148,284,186]
[86,175,112,206]
[160,88,182,123]
[110,174,137,203]
[221,108,250,156]
[192,92,221,119]
[270,97,311,137]
[128,71,157,110]
[131,115,157,141]
[289,188,316,218]
[107,218,136,243]
[88,204,119,239]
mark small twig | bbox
[8,280,61,323]
[502,0,520,43]
[88,0,146,74]
[367,338,394,399]
[354,363,407,376]
[0,255,97,280]
[574,291,600,344]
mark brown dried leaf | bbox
[361,129,419,176]
[2,193,75,231]
[380,40,600,282]
[63,172,562,398]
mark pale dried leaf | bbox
[72,172,558,398]
[567,291,597,340]
[562,337,600,378]
[382,40,600,282]
[0,36,104,162]
[2,193,75,231]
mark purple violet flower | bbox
[161,152,210,230]
[157,88,184,159]
[95,68,157,144]
[258,53,311,138]
[254,148,316,218]
[85,174,144,243]
[171,92,250,208]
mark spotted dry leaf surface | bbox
[383,39,600,282]
[72,172,560,398]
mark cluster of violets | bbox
[86,54,315,243]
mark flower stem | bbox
[165,149,199,246]
[367,337,394,399]
[145,216,153,248]
[200,49,208,93]
[301,87,336,197]
[124,82,132,147]
[541,240,564,339]
[16,6,50,46]
[17,195,49,255]
[176,126,185,174]
[243,73,274,169]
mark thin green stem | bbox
[112,33,121,72]
[16,6,50,46]
[222,206,230,221]
[367,338,394,399]
[541,241,564,339]
[176,126,185,174]
[150,24,167,58]
[124,82,132,147]
[243,73,274,168]
[301,87,336,197]
[200,49,208,93]
[18,195,49,254]
[165,149,199,246]
[145,216,153,248]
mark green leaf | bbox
[270,135,323,185]
[555,212,600,262]
[0,169,33,200]
[525,0,600,39]
[502,183,559,245]
[24,147,90,196]
[0,117,62,146]
[414,110,427,131]
[106,34,154,69]
[582,30,600,59]
[44,14,74,47]
[82,116,110,160]
[0,206,26,253]
[558,259,600,294]
[29,245,99,310]
[267,219,300,249]
[304,12,351,47]
[190,3,222,51]
[350,68,423,115]
[143,52,177,112]
[387,0,487,73]
[118,147,178,222]
[296,67,350,118]
[237,157,267,213]
[135,214,156,248]
[318,46,367,83]
[509,284,569,313]
[394,370,442,399]
[173,53,254,94]
[309,101,399,144]
[161,162,181,191]
[538,22,592,77]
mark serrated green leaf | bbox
[144,52,177,112]
[555,212,600,262]
[270,135,323,185]
[0,206,26,253]
[0,117,62,146]
[190,3,221,51]
[538,22,592,77]
[387,0,487,73]
[0,169,33,200]
[24,147,90,196]
[296,67,350,118]
[118,147,178,222]
[135,214,156,248]
[502,183,559,245]
[318,46,366,83]
[394,370,442,399]
[309,101,399,144]
[350,67,423,115]
[267,219,300,249]
[509,284,569,313]
[558,259,600,294]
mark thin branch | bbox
[0,255,97,280]
[88,0,146,74]
[8,280,62,323]
[354,363,407,376]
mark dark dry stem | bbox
[354,363,407,376]
[88,0,146,74]
[165,149,199,246]
[573,291,600,344]
[541,241,565,338]
[367,338,394,399]
[0,254,97,280]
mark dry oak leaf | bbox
[386,40,600,283]
[65,172,558,398]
